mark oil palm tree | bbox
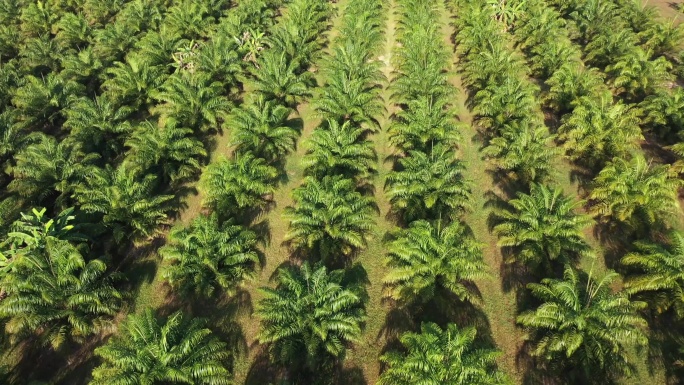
[91,309,231,385]
[379,322,509,385]
[590,155,682,233]
[250,51,315,107]
[640,88,684,142]
[622,230,684,319]
[606,48,673,101]
[545,63,606,113]
[257,262,364,376]
[0,209,121,349]
[493,184,593,272]
[196,35,242,86]
[228,95,299,163]
[160,213,259,298]
[101,57,167,110]
[152,72,231,132]
[302,119,377,181]
[482,122,557,186]
[63,95,133,158]
[386,145,471,222]
[8,135,98,210]
[388,96,460,153]
[558,94,642,170]
[384,220,487,306]
[75,164,174,244]
[518,266,648,383]
[200,152,277,217]
[315,73,383,129]
[12,73,82,131]
[284,175,376,262]
[124,120,207,185]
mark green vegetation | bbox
[0,0,683,383]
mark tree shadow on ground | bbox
[517,341,564,385]
[243,344,285,385]
[335,365,367,385]
[644,310,684,384]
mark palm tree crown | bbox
[517,266,648,382]
[622,231,684,320]
[257,262,364,373]
[379,322,509,385]
[91,309,231,385]
[160,213,259,298]
[200,152,277,217]
[493,184,593,272]
[386,145,470,222]
[0,208,121,349]
[384,220,487,306]
[284,175,376,262]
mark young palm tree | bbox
[379,322,509,385]
[91,309,231,385]
[132,28,182,68]
[54,12,91,51]
[101,56,167,110]
[8,135,98,210]
[384,220,487,307]
[558,94,642,169]
[284,175,376,262]
[124,120,207,185]
[389,96,460,153]
[200,152,277,217]
[606,48,673,101]
[228,95,299,163]
[196,35,243,86]
[302,119,377,181]
[386,145,470,222]
[545,62,606,113]
[314,73,383,129]
[162,1,215,40]
[160,213,259,298]
[257,262,364,375]
[75,164,174,244]
[63,95,133,158]
[518,266,648,382]
[152,72,231,132]
[590,156,682,233]
[12,73,82,131]
[641,88,684,142]
[0,209,121,349]
[250,51,315,107]
[482,122,558,186]
[493,184,592,272]
[472,78,538,134]
[622,231,684,319]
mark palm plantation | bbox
[0,0,682,383]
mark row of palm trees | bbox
[378,1,509,383]
[546,0,684,155]
[509,0,684,259]
[159,0,336,382]
[452,1,672,383]
[1,0,282,240]
[255,0,383,381]
[0,0,285,382]
[482,0,684,381]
